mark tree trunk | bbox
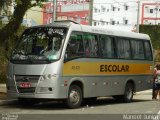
[0,0,31,46]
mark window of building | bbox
[145,6,149,13]
[101,21,105,25]
[94,21,97,26]
[124,5,128,10]
[94,8,98,13]
[124,20,128,24]
[113,7,116,11]
[123,17,128,25]
[150,9,153,13]
[111,5,116,11]
[111,21,115,25]
[101,6,106,12]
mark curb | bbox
[0,84,6,94]
[136,89,152,95]
[0,99,17,106]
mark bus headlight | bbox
[41,74,57,80]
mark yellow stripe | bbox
[63,62,153,75]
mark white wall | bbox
[93,0,160,31]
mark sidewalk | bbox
[0,84,6,93]
[0,84,7,101]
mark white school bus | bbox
[7,21,153,108]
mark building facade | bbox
[42,0,89,25]
[93,0,160,31]
[22,0,160,31]
[141,2,160,25]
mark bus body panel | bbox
[62,58,153,98]
[7,21,154,103]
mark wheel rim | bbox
[126,86,133,99]
[69,89,80,105]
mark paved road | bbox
[0,90,160,120]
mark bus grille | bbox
[15,75,40,93]
[17,87,36,93]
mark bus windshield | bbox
[11,27,67,63]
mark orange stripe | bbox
[63,62,153,75]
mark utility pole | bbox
[89,0,93,26]
[136,0,140,33]
[155,6,158,25]
[52,0,57,23]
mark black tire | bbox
[66,85,82,109]
[113,82,134,102]
[123,82,134,102]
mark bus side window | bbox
[66,32,84,59]
[131,40,145,59]
[115,38,131,59]
[144,41,152,60]
[99,35,114,58]
[84,34,99,57]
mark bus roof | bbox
[30,20,150,40]
[79,25,150,40]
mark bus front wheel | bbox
[66,85,82,108]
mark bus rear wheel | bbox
[113,82,134,102]
[66,85,82,109]
[123,82,134,102]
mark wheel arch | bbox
[125,79,136,92]
[68,80,84,98]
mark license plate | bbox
[20,82,31,88]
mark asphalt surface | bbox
[1,84,159,120]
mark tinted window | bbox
[12,27,67,62]
[83,34,99,57]
[115,38,131,59]
[66,32,84,59]
[131,40,145,59]
[144,41,152,60]
[99,35,114,58]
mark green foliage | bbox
[140,25,160,62]
[15,0,22,5]
[140,25,160,50]
[0,24,26,83]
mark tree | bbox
[0,0,12,18]
[0,0,47,48]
